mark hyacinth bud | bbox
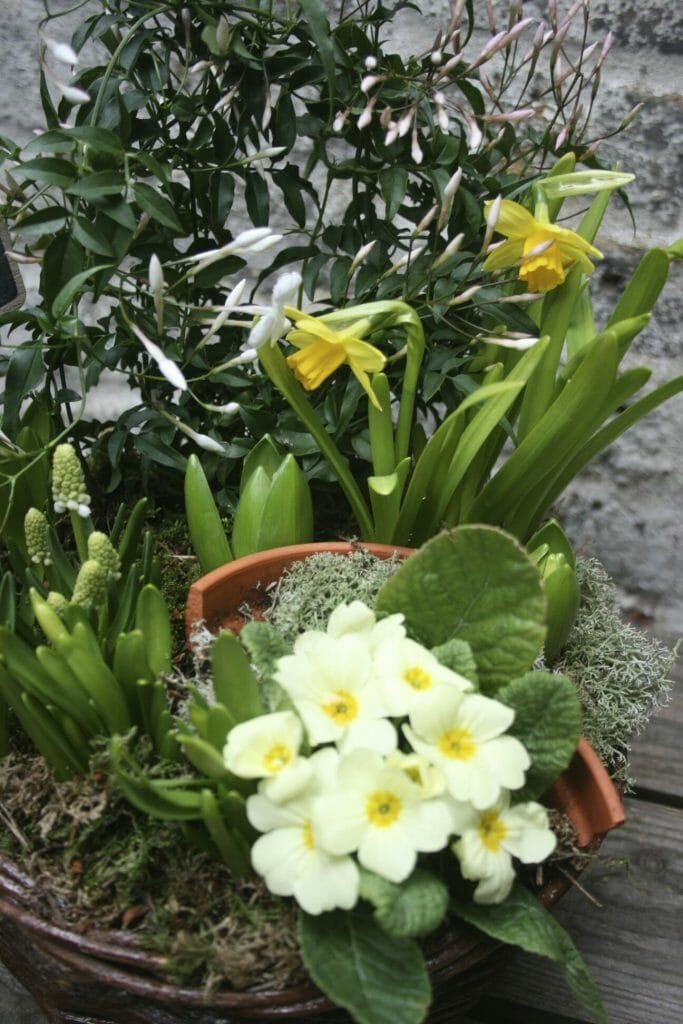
[527,519,579,664]
[71,559,107,608]
[46,591,69,616]
[52,444,91,518]
[24,508,52,567]
[87,531,121,580]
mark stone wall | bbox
[2,0,682,631]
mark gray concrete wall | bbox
[1,0,682,631]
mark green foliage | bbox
[0,0,637,504]
[298,907,431,1024]
[231,435,314,557]
[452,882,607,1024]
[375,527,546,691]
[358,867,449,939]
[496,672,583,801]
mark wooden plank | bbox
[629,654,683,802]
[465,797,683,1023]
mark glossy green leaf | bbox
[452,883,607,1024]
[299,907,430,1024]
[133,182,184,233]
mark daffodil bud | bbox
[231,437,313,557]
[24,508,51,567]
[52,444,91,518]
[87,531,121,579]
[71,559,106,608]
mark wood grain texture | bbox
[629,655,683,802]
[466,797,683,1023]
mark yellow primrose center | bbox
[519,231,565,292]
[262,743,292,774]
[477,809,508,852]
[404,665,432,691]
[287,339,346,390]
[438,727,477,760]
[366,790,403,827]
[303,819,315,851]
[321,689,359,725]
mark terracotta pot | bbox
[0,542,625,1024]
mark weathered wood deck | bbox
[465,635,683,1024]
[2,640,681,1024]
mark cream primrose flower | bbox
[293,600,406,657]
[385,750,446,800]
[247,747,359,915]
[450,792,556,904]
[374,635,473,717]
[223,710,311,803]
[314,747,453,883]
[403,688,529,809]
[275,633,395,753]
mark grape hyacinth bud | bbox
[71,560,107,608]
[87,531,121,580]
[24,508,52,567]
[46,591,69,617]
[52,444,91,518]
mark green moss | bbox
[552,559,676,787]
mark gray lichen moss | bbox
[552,559,676,788]
[267,547,401,643]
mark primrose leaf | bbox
[452,882,607,1024]
[298,907,431,1024]
[239,620,292,712]
[359,867,449,938]
[496,671,583,800]
[376,526,546,693]
[431,637,478,688]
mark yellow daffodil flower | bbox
[483,198,602,292]
[284,307,386,408]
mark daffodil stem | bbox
[394,311,426,463]
[258,344,375,540]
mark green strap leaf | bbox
[298,907,431,1024]
[452,882,608,1024]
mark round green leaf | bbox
[375,526,546,692]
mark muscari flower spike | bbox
[87,531,121,579]
[52,443,91,518]
[24,508,52,567]
[71,559,106,608]
[46,591,69,616]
